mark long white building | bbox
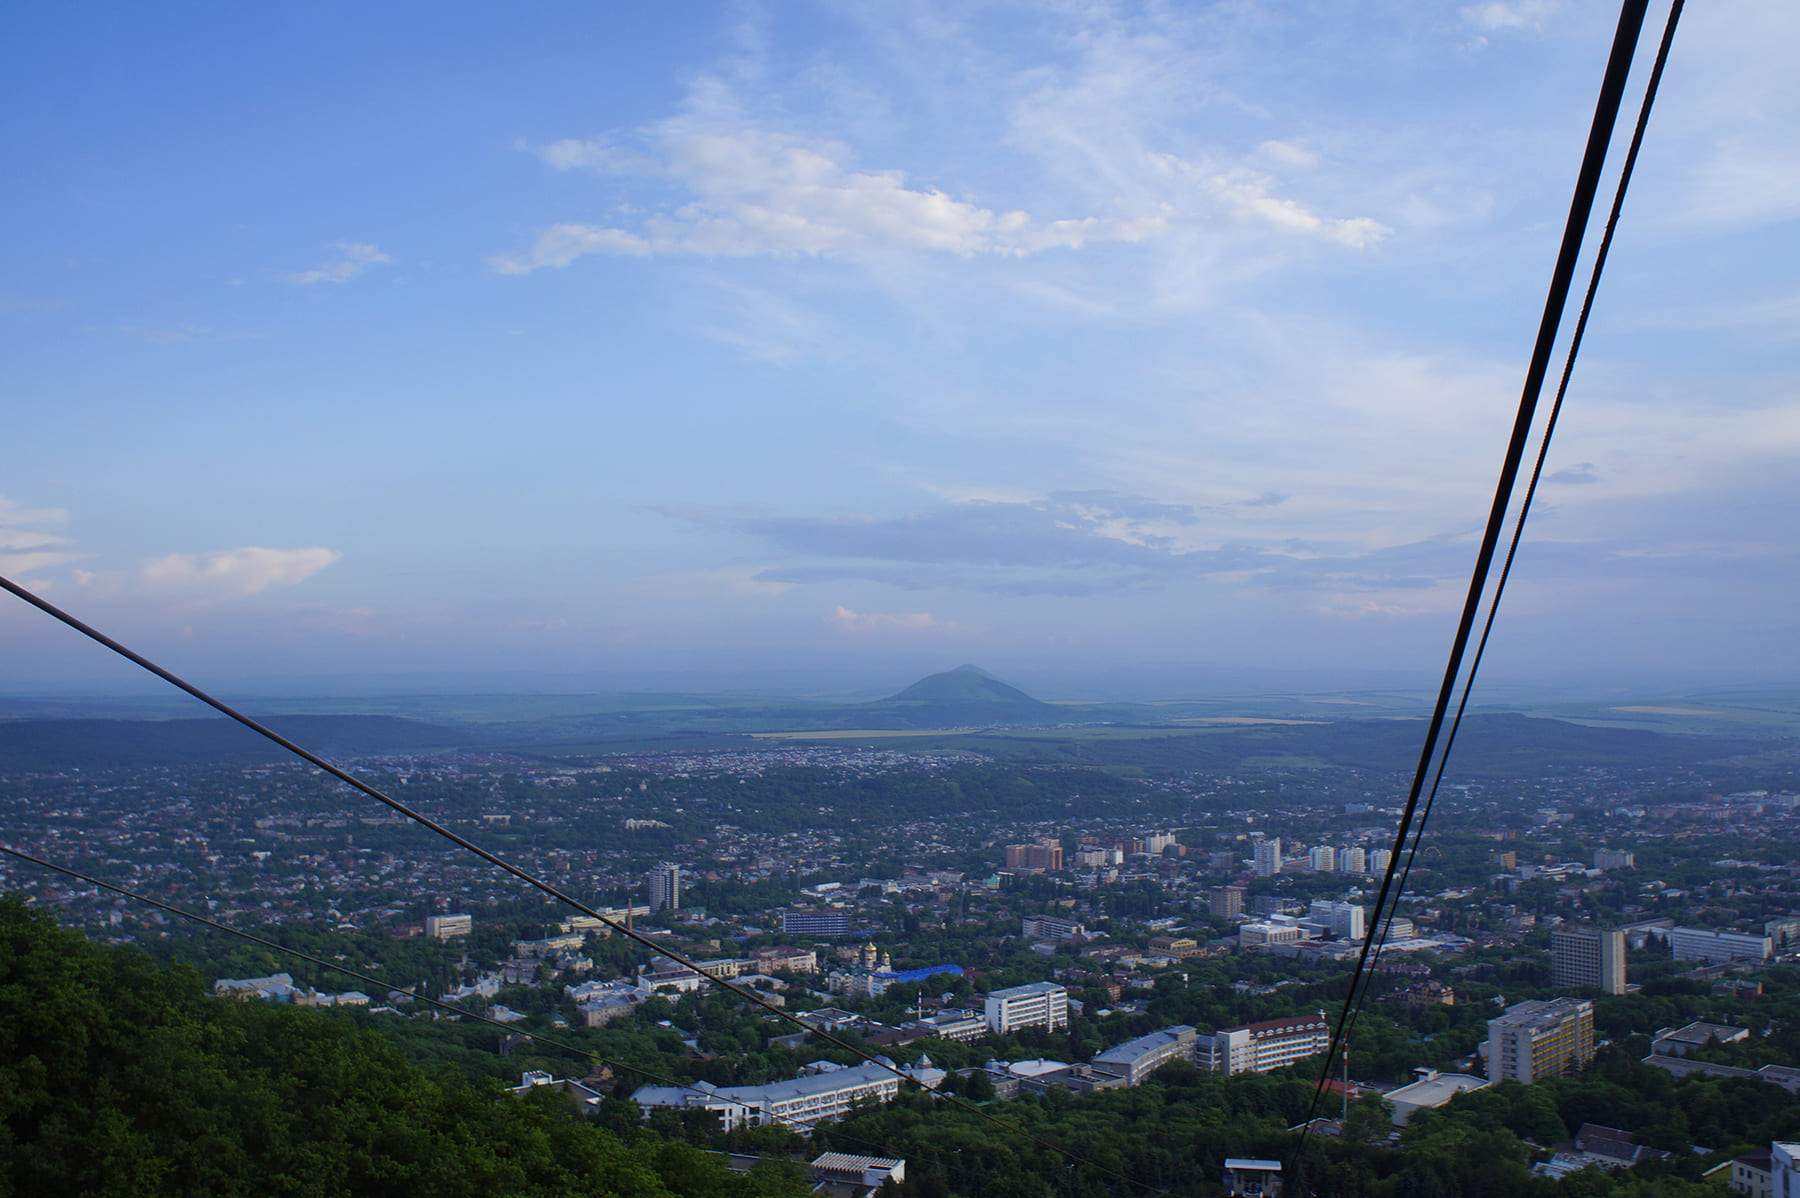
[631,1060,909,1131]
[1669,926,1772,965]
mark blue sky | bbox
[3,1,1796,696]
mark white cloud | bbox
[830,605,962,634]
[1460,2,1558,33]
[138,547,341,598]
[0,495,77,577]
[493,123,1384,271]
[289,242,392,285]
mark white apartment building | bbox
[1340,847,1366,874]
[1253,839,1283,878]
[1309,846,1336,873]
[1195,1013,1330,1076]
[425,913,472,940]
[648,864,681,912]
[1369,849,1393,874]
[1670,927,1772,965]
[985,981,1070,1034]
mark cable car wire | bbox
[1296,0,1662,1161]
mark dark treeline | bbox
[0,897,805,1198]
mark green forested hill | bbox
[0,898,803,1198]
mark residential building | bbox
[1484,998,1594,1083]
[1767,917,1800,953]
[648,864,681,912]
[1253,839,1283,878]
[1021,915,1086,943]
[1593,849,1636,870]
[1726,1150,1772,1198]
[425,913,472,940]
[1551,926,1626,994]
[984,981,1069,1034]
[1143,831,1177,854]
[1368,848,1393,874]
[1309,845,1335,873]
[1339,847,1366,874]
[1005,839,1064,872]
[1210,886,1245,918]
[783,908,851,938]
[1772,1142,1800,1197]
[1089,1025,1197,1086]
[1195,1013,1330,1076]
[1670,927,1772,965]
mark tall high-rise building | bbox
[1484,998,1594,1083]
[1340,847,1366,874]
[1368,848,1393,875]
[1209,886,1245,918]
[1253,839,1283,878]
[648,864,681,912]
[1551,926,1626,994]
[1309,845,1335,873]
[1004,839,1064,872]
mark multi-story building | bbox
[1368,848,1393,875]
[648,864,681,913]
[1551,926,1626,994]
[910,1009,987,1043]
[1005,839,1064,872]
[1210,886,1245,918]
[1148,935,1200,958]
[1195,1013,1330,1076]
[984,981,1069,1034]
[425,913,472,940]
[1309,846,1335,873]
[1238,922,1303,948]
[1144,831,1177,855]
[1090,1025,1198,1085]
[1593,849,1636,870]
[1483,998,1594,1083]
[1253,839,1283,878]
[782,908,851,938]
[1670,927,1772,966]
[750,946,819,974]
[1339,847,1366,875]
[631,1060,911,1131]
[1021,915,1086,943]
[1766,916,1800,953]
[1308,899,1366,942]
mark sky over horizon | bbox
[3,1,1797,697]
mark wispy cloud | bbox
[830,605,964,634]
[495,129,1177,271]
[137,547,341,598]
[289,242,391,285]
[0,495,77,577]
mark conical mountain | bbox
[871,665,1056,726]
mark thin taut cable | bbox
[1296,0,1653,1162]
[1338,0,1687,1071]
[0,572,1161,1196]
